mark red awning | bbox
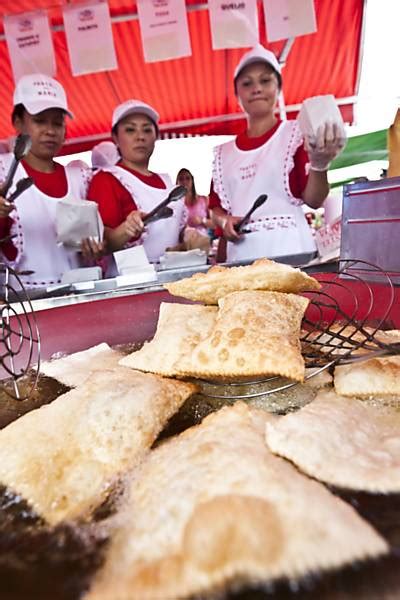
[0,0,365,155]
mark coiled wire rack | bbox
[199,259,400,400]
[0,265,40,400]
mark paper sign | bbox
[4,10,56,82]
[114,244,149,273]
[137,0,191,63]
[263,0,317,42]
[208,0,259,50]
[63,0,117,76]
[315,217,341,259]
[113,245,157,287]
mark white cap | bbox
[234,44,281,80]
[91,141,119,168]
[13,74,73,118]
[112,99,159,128]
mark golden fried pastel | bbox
[119,303,217,377]
[176,290,309,382]
[164,257,321,304]
[0,367,196,525]
[86,402,387,600]
[266,389,400,492]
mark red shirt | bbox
[87,162,166,228]
[22,160,68,197]
[209,121,309,210]
[0,160,68,260]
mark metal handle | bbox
[143,185,186,225]
[234,194,268,233]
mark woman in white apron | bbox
[209,44,346,263]
[0,74,103,290]
[87,100,186,276]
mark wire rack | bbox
[0,265,40,400]
[199,259,400,400]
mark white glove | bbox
[305,122,346,172]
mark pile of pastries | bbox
[0,257,399,599]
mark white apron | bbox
[103,166,187,268]
[0,155,91,289]
[212,121,317,262]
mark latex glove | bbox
[305,122,346,171]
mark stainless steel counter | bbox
[12,252,334,314]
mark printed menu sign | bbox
[208,0,259,50]
[137,0,191,62]
[263,0,317,42]
[63,0,117,76]
[4,10,55,82]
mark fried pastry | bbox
[303,325,400,358]
[0,368,196,525]
[85,402,387,600]
[176,290,309,382]
[266,389,400,492]
[334,354,400,396]
[40,342,124,387]
[304,366,332,388]
[164,257,321,304]
[119,303,217,377]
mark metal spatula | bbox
[234,193,268,233]
[0,134,32,198]
[143,185,186,225]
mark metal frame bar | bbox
[0,95,358,149]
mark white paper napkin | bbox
[56,197,104,248]
[297,95,345,139]
[159,249,207,270]
[113,245,157,285]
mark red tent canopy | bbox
[0,0,365,155]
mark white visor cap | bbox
[13,74,73,118]
[112,99,160,129]
[234,44,281,81]
[91,141,119,168]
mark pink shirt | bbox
[186,195,209,236]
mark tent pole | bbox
[277,37,296,121]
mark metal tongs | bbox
[0,177,34,244]
[0,134,32,198]
[234,193,268,233]
[336,341,400,365]
[144,205,173,225]
[5,176,33,205]
[143,185,186,225]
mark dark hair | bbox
[111,115,159,138]
[234,63,282,95]
[176,168,197,202]
[11,103,26,125]
[11,104,68,126]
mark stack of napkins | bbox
[113,245,157,287]
[56,198,104,248]
[61,266,103,292]
[61,267,102,285]
[297,94,345,138]
[159,249,207,270]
